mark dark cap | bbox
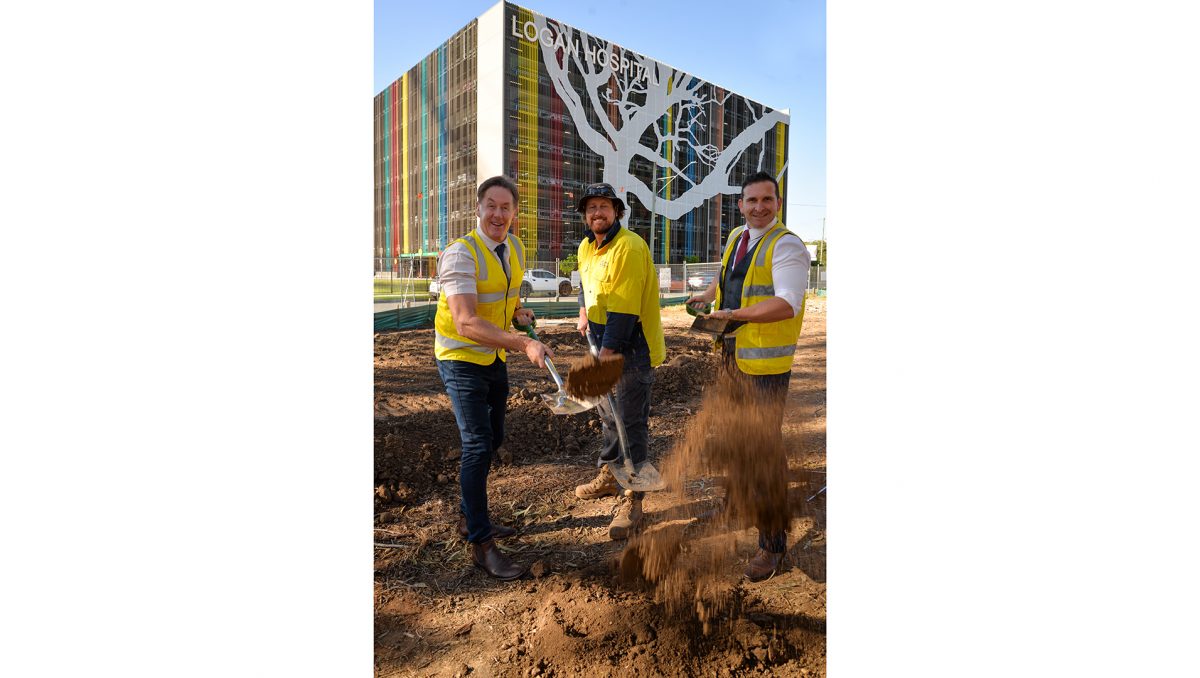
[575,182,626,214]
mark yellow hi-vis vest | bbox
[714,223,805,375]
[578,225,666,367]
[433,230,525,365]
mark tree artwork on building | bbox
[534,15,788,222]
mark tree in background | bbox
[805,240,828,268]
[559,253,579,276]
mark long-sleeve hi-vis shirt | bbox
[578,221,665,368]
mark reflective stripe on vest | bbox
[737,344,797,360]
[434,330,494,353]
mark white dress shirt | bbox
[737,219,810,317]
[436,228,511,297]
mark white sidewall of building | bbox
[476,2,506,184]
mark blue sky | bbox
[375,0,826,240]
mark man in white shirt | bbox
[685,171,810,582]
[433,175,553,581]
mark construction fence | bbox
[374,257,825,331]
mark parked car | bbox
[521,268,574,297]
[687,270,718,291]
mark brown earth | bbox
[374,298,826,677]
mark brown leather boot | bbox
[608,491,643,540]
[743,549,786,582]
[575,465,620,499]
[457,515,516,540]
[471,539,526,581]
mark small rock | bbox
[752,647,768,663]
[632,623,656,644]
[452,664,470,678]
[530,560,548,578]
[454,622,473,636]
[444,448,462,461]
[437,474,449,484]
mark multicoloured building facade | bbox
[374,1,789,268]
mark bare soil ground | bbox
[374,298,826,677]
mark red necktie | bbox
[732,230,750,268]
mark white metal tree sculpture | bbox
[534,15,788,221]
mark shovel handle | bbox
[587,330,635,477]
[514,318,564,389]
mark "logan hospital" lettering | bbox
[511,16,649,83]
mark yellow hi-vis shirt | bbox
[577,225,665,367]
[714,222,805,375]
[433,231,525,365]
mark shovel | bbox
[585,331,665,493]
[686,300,744,337]
[512,318,597,416]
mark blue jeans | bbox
[598,366,654,500]
[436,356,508,544]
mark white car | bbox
[521,269,574,297]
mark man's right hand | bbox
[576,309,589,337]
[524,339,552,369]
[685,294,714,312]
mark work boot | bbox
[608,491,643,540]
[575,465,620,500]
[471,539,526,581]
[743,549,786,582]
[457,515,516,541]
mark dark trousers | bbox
[599,366,654,499]
[722,341,791,553]
[436,356,508,544]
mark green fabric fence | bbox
[375,296,691,332]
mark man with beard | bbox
[685,171,810,582]
[434,175,553,581]
[571,183,666,540]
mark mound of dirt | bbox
[373,302,827,676]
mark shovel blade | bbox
[607,459,666,493]
[689,315,731,336]
[541,391,598,416]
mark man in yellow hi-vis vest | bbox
[685,171,810,582]
[571,183,665,540]
[434,176,553,581]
